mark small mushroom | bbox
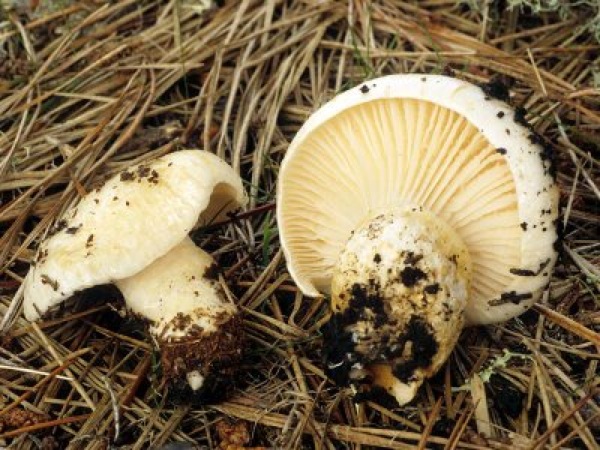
[24,150,247,398]
[277,74,559,405]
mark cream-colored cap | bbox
[24,150,246,320]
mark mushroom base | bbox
[325,208,471,405]
[159,312,244,404]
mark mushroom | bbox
[276,74,559,405]
[23,150,247,398]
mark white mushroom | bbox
[24,150,247,398]
[277,74,559,405]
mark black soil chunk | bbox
[481,78,510,102]
[540,141,557,179]
[203,262,220,281]
[509,267,537,277]
[392,315,438,383]
[322,282,387,385]
[321,314,357,386]
[424,283,440,294]
[350,283,386,316]
[491,291,533,305]
[400,266,426,287]
[513,106,529,127]
[510,258,550,277]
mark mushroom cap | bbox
[24,150,246,321]
[277,74,559,325]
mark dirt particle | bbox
[400,266,426,287]
[137,165,151,178]
[40,274,59,291]
[424,283,440,294]
[373,253,381,264]
[0,408,48,432]
[514,106,528,126]
[404,252,423,266]
[170,312,193,332]
[497,111,505,118]
[204,263,220,281]
[149,169,160,184]
[520,222,528,231]
[360,84,370,94]
[480,78,510,102]
[216,419,252,448]
[86,234,94,248]
[496,147,507,155]
[490,291,533,306]
[392,315,439,383]
[120,171,135,181]
[510,267,536,277]
[509,258,550,277]
[65,225,81,234]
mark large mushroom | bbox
[23,150,247,399]
[276,74,559,405]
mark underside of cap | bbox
[277,74,559,325]
[24,150,247,321]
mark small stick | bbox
[0,364,73,381]
[103,377,120,443]
[0,413,91,439]
[417,397,442,450]
[0,356,78,417]
[533,304,600,347]
[532,390,597,449]
[31,323,96,410]
[122,355,152,407]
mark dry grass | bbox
[0,1,599,448]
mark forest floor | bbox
[0,1,598,449]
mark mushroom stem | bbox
[115,237,243,398]
[325,208,471,405]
